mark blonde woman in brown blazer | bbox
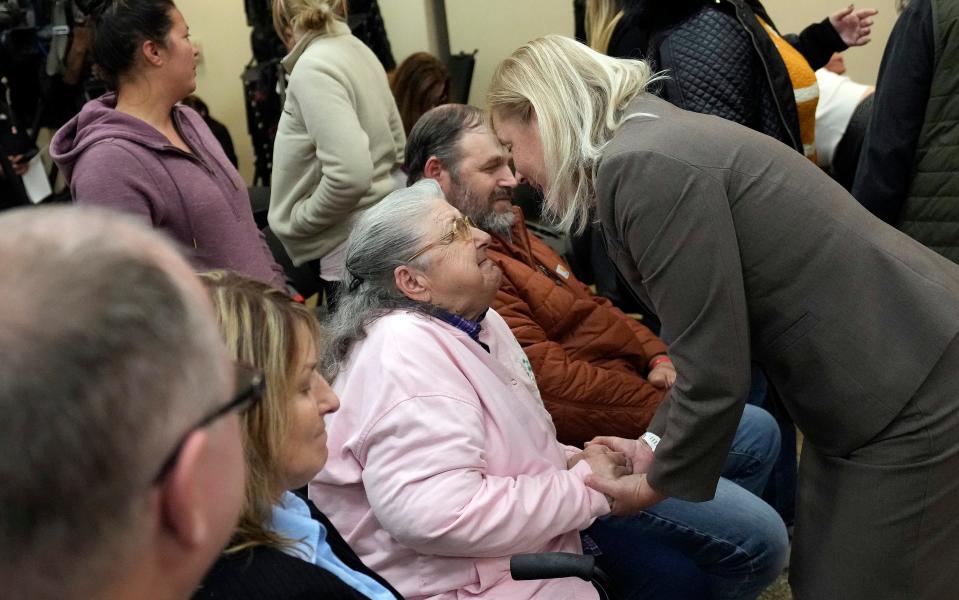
[488,35,959,599]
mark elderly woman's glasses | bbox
[406,216,475,262]
[151,362,264,484]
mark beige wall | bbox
[445,0,575,107]
[764,0,898,85]
[177,0,444,183]
[177,0,256,182]
[380,0,439,63]
[176,1,900,183]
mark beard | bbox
[479,209,516,241]
[450,177,516,241]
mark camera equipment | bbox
[0,0,101,208]
[241,0,397,185]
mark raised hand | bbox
[830,4,878,47]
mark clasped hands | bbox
[568,435,666,516]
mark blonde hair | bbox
[272,0,347,47]
[201,270,322,553]
[585,0,624,54]
[487,34,659,234]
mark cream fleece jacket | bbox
[268,21,405,266]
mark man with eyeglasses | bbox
[0,206,249,600]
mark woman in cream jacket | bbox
[269,0,405,299]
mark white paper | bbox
[22,154,52,204]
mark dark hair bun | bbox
[91,0,176,90]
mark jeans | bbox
[722,404,781,496]
[582,528,709,600]
[585,405,789,600]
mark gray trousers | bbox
[791,333,959,599]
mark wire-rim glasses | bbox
[406,216,476,263]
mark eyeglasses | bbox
[151,362,265,484]
[406,216,475,262]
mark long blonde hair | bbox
[272,0,347,47]
[487,34,659,234]
[585,0,624,54]
[201,270,323,553]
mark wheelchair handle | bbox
[509,552,597,582]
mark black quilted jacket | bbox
[608,0,846,153]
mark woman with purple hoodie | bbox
[51,0,286,290]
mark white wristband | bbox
[641,432,661,453]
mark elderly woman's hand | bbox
[829,4,878,46]
[586,435,655,475]
[583,439,666,515]
[579,443,632,481]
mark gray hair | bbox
[323,179,446,379]
[0,207,228,599]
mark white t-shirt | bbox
[815,69,873,169]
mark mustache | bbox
[459,184,512,205]
[489,187,512,202]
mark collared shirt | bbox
[433,307,490,352]
[270,492,395,600]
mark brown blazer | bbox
[488,207,668,446]
[596,94,959,501]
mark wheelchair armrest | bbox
[509,552,596,582]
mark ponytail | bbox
[272,0,347,47]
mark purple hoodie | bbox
[51,94,286,290]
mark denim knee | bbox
[640,478,789,600]
[723,404,781,495]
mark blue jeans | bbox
[722,404,781,496]
[585,405,789,600]
[582,528,709,600]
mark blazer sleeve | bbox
[356,394,609,558]
[494,279,665,446]
[286,67,375,235]
[602,149,752,502]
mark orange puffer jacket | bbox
[489,208,669,446]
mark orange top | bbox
[759,17,820,163]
